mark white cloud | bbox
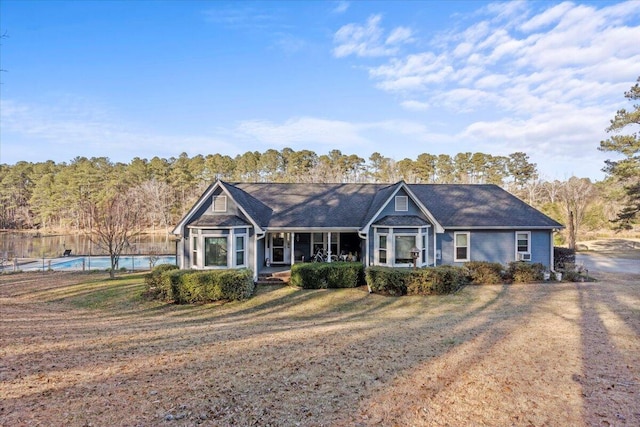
[328,1,640,180]
[386,26,414,45]
[332,1,349,14]
[342,1,640,119]
[520,1,574,32]
[235,117,368,147]
[333,14,414,58]
[0,98,237,163]
[401,100,430,111]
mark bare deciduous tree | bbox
[559,177,596,250]
[87,189,141,278]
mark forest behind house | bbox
[0,148,632,249]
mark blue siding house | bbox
[173,180,563,279]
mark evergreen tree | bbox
[599,77,640,229]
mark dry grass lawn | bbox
[1,269,639,426]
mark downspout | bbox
[433,230,437,267]
[550,229,556,273]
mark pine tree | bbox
[599,77,640,229]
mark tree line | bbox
[0,148,626,249]
[0,149,539,231]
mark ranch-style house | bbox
[173,180,563,280]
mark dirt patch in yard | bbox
[1,270,639,426]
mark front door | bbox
[270,233,286,264]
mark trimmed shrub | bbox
[507,262,545,283]
[465,261,504,285]
[365,266,408,296]
[290,262,364,289]
[406,266,468,295]
[145,268,254,303]
[365,266,467,296]
[143,264,179,299]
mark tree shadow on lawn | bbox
[574,279,640,426]
[2,281,566,426]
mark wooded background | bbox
[0,149,622,248]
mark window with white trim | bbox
[204,236,228,267]
[394,235,416,264]
[192,235,198,268]
[212,195,227,212]
[235,235,245,266]
[454,232,470,262]
[395,195,408,211]
[516,231,531,259]
[378,234,388,264]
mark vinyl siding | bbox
[439,230,553,268]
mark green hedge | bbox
[144,266,255,303]
[290,262,364,289]
[507,262,545,283]
[365,267,408,296]
[465,261,505,285]
[365,266,467,296]
[406,266,468,295]
[143,263,179,299]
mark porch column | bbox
[327,232,332,262]
[291,232,296,265]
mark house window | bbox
[205,236,228,267]
[235,235,245,266]
[192,236,198,267]
[212,195,227,212]
[421,234,427,264]
[395,196,408,212]
[378,235,387,264]
[454,232,470,262]
[394,235,416,264]
[516,231,531,260]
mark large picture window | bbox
[394,235,416,264]
[454,232,470,262]
[205,236,228,267]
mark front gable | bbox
[361,182,444,235]
[172,181,263,236]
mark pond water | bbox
[0,231,175,259]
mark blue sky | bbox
[1,0,639,181]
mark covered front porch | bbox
[263,231,362,266]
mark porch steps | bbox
[256,269,291,285]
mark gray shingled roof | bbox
[188,215,249,227]
[373,215,431,227]
[231,183,388,228]
[407,184,562,228]
[181,181,562,231]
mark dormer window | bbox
[213,195,227,212]
[395,195,408,212]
